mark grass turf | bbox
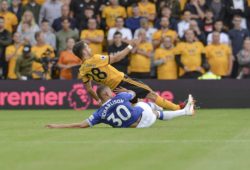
[1,109,250,170]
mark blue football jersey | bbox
[87,92,143,128]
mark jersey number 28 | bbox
[107,105,132,127]
[86,68,107,82]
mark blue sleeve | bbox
[86,111,101,127]
[117,92,134,101]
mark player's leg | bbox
[156,95,195,120]
[135,96,194,128]
[146,92,181,111]
[148,102,163,111]
[135,102,157,128]
[119,77,182,110]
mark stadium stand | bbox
[0,0,250,80]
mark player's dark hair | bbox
[0,16,4,20]
[96,85,108,100]
[72,41,86,59]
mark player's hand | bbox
[114,87,129,93]
[97,99,102,107]
[45,124,57,128]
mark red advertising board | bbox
[0,80,250,109]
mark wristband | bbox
[127,45,133,50]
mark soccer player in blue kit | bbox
[46,86,195,129]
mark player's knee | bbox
[152,110,159,118]
[146,92,158,101]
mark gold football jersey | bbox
[79,54,124,90]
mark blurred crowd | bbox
[1,0,250,80]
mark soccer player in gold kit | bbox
[73,40,185,110]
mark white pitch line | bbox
[1,140,250,144]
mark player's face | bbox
[105,88,113,98]
[82,44,92,58]
[100,87,113,100]
[86,45,92,55]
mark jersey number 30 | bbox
[107,105,132,127]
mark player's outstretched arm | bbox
[46,120,90,129]
[85,80,102,106]
[109,38,141,64]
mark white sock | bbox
[158,109,186,120]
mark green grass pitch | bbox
[1,109,250,170]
